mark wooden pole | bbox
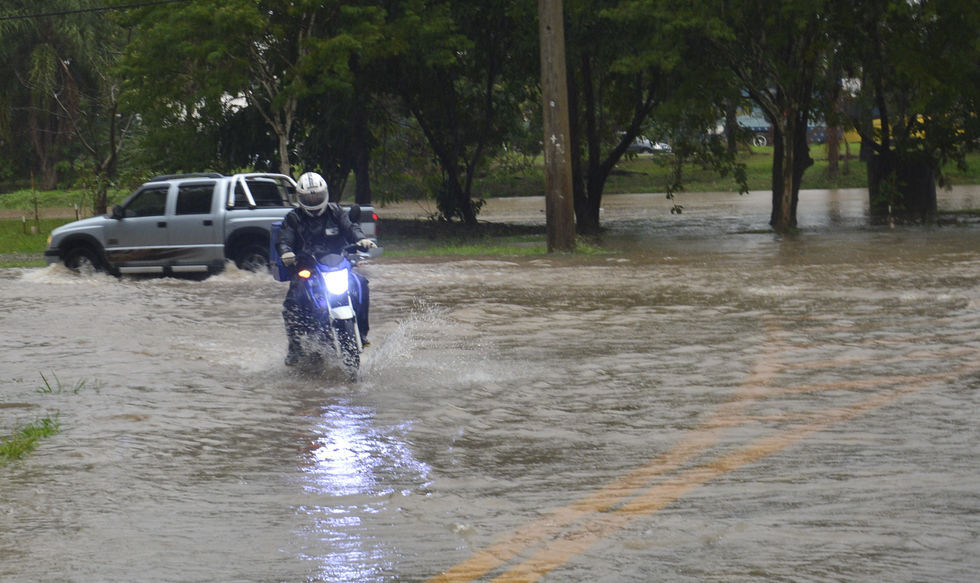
[539,0,576,252]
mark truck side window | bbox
[176,183,215,215]
[124,186,168,217]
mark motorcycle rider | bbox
[276,171,377,366]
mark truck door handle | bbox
[203,220,213,226]
[157,221,167,228]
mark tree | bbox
[691,0,838,232]
[0,1,138,211]
[562,0,673,235]
[69,19,139,214]
[839,0,980,223]
[119,0,313,177]
[295,2,388,204]
[120,0,390,204]
[384,0,534,224]
[0,1,99,189]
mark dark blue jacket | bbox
[275,204,367,259]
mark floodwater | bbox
[2,188,979,582]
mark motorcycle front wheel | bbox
[334,319,360,379]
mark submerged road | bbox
[2,188,979,581]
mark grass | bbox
[0,373,97,465]
[386,242,547,257]
[380,219,547,256]
[0,187,127,213]
[0,218,74,267]
[0,417,60,465]
[37,371,100,394]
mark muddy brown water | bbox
[2,188,979,582]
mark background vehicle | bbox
[44,173,378,276]
[627,136,672,154]
[717,110,827,147]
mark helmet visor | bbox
[298,190,326,208]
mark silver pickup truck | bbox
[44,172,378,276]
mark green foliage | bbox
[0,0,132,193]
[839,0,980,185]
[0,217,74,257]
[0,371,98,465]
[1,0,979,232]
[384,0,536,223]
[37,371,100,395]
[0,416,60,465]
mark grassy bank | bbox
[0,218,72,267]
[379,219,548,256]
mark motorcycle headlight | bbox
[323,269,350,295]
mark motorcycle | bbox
[271,215,375,380]
[289,244,367,378]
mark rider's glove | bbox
[357,239,377,249]
[280,251,296,266]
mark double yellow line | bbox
[428,323,980,582]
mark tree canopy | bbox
[0,0,977,231]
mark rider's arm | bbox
[275,211,300,256]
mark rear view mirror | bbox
[347,204,361,222]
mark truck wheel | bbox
[64,245,105,274]
[752,133,768,147]
[234,243,270,272]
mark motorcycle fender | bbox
[330,306,356,320]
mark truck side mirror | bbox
[111,205,124,220]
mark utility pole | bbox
[538,0,576,252]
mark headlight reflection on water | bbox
[298,401,431,582]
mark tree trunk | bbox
[37,160,58,191]
[826,126,840,178]
[443,172,476,225]
[867,151,937,223]
[566,69,589,233]
[725,99,739,156]
[29,112,60,190]
[351,92,372,206]
[277,130,291,177]
[350,57,372,206]
[769,114,812,232]
[775,127,797,230]
[573,50,603,236]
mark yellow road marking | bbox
[427,321,790,583]
[489,375,971,582]
[426,320,979,582]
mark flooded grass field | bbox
[1,189,979,582]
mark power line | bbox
[0,0,193,22]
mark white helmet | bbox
[296,172,329,216]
